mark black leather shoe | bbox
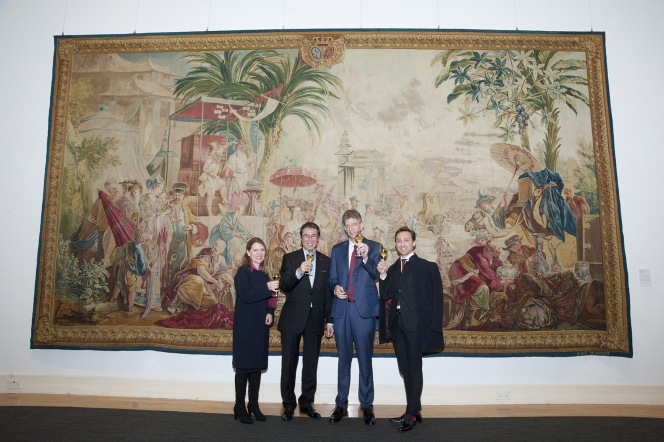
[398,415,416,432]
[281,407,294,421]
[329,406,347,423]
[389,413,406,423]
[390,413,423,424]
[363,408,376,426]
[300,405,321,419]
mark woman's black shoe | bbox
[248,402,266,421]
[234,404,254,424]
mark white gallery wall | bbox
[1,0,663,405]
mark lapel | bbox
[404,252,419,273]
[389,258,401,288]
[312,253,324,289]
[387,258,402,308]
[402,253,416,273]
[340,239,353,276]
[393,253,416,287]
[399,254,419,291]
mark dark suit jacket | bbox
[378,254,445,353]
[329,239,381,319]
[277,249,333,336]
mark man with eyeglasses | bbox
[277,222,334,421]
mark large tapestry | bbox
[32,30,631,357]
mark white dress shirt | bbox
[296,249,316,308]
[347,239,368,266]
[295,248,316,287]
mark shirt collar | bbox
[400,252,414,261]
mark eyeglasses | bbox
[302,234,318,239]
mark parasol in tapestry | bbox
[32,29,631,357]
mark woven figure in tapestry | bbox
[197,141,227,217]
[165,182,209,287]
[70,179,119,266]
[108,228,150,312]
[163,239,234,314]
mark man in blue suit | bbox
[328,210,381,426]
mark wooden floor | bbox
[2,394,663,419]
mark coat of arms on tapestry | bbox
[32,29,631,356]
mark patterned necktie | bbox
[347,245,357,302]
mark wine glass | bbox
[379,247,388,261]
[272,274,281,296]
[306,253,315,275]
[354,234,364,257]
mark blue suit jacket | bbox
[329,239,381,319]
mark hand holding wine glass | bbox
[377,247,388,276]
[379,248,388,261]
[299,259,313,276]
[354,234,365,257]
[268,274,280,296]
[306,253,315,275]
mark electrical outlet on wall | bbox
[496,390,511,400]
[7,380,22,389]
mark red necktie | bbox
[347,245,357,302]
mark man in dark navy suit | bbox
[328,210,381,426]
[278,222,334,421]
[377,226,445,432]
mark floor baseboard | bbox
[2,374,664,406]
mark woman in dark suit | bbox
[233,238,278,424]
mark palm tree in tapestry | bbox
[174,50,280,144]
[432,49,589,172]
[174,50,343,187]
[251,53,343,184]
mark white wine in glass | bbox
[272,274,281,295]
[379,248,388,261]
[306,253,314,275]
[354,234,364,257]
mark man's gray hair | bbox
[342,209,362,224]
